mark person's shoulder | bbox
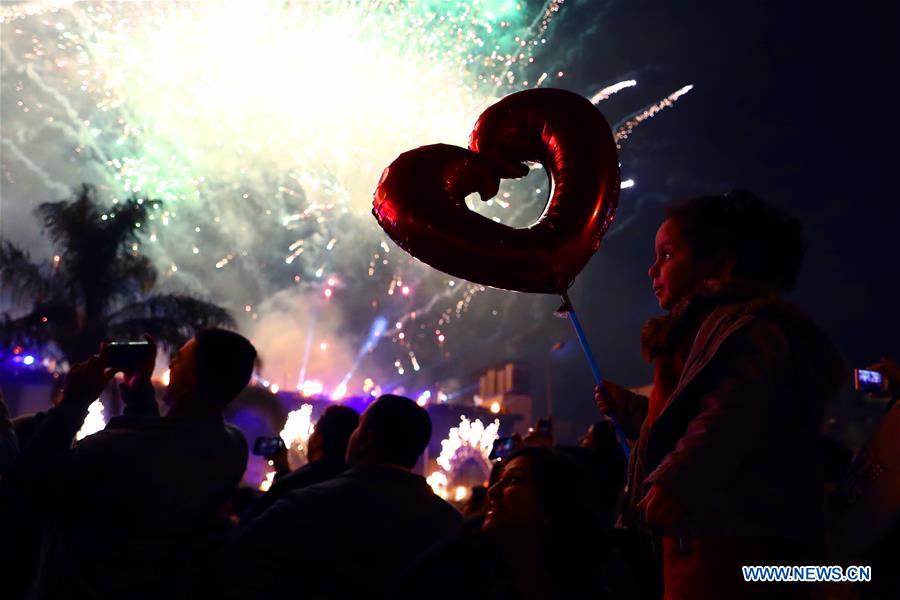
[410,475,462,520]
[239,484,330,535]
[697,299,789,352]
[285,467,357,496]
[277,459,345,487]
[223,422,248,448]
[433,495,463,520]
[699,311,790,369]
[270,476,345,514]
[716,297,840,367]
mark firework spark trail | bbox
[591,79,637,104]
[1,44,111,182]
[2,1,692,394]
[0,138,69,194]
[615,84,694,144]
[390,280,478,334]
[529,0,567,39]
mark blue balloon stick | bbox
[560,293,631,460]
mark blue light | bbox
[361,316,388,355]
[23,355,35,366]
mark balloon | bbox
[373,88,619,294]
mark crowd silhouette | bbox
[1,191,897,599]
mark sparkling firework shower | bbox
[1,1,690,396]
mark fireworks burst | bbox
[428,415,500,500]
[75,399,106,441]
[279,403,316,469]
[2,1,690,396]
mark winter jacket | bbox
[621,279,843,540]
[619,279,844,599]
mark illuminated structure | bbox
[476,362,532,433]
[279,403,316,470]
[427,415,499,501]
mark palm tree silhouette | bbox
[0,184,234,364]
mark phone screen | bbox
[253,436,286,456]
[107,341,151,371]
[855,369,884,393]
[489,436,517,460]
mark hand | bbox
[595,380,632,421]
[637,485,686,530]
[866,357,900,396]
[269,444,291,476]
[522,417,553,448]
[122,335,157,390]
[63,347,114,408]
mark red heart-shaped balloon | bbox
[373,88,619,294]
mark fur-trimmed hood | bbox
[641,277,845,406]
[641,278,776,360]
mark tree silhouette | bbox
[0,184,234,364]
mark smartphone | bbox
[106,341,152,371]
[536,418,552,436]
[253,436,286,457]
[488,436,518,460]
[854,369,886,393]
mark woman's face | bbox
[483,456,545,536]
[648,217,719,310]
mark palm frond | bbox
[0,242,54,304]
[2,184,230,365]
[36,185,164,320]
[106,317,190,354]
[110,253,158,299]
[107,294,235,353]
[0,302,76,355]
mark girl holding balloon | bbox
[597,190,844,600]
[374,87,844,598]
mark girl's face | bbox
[648,217,722,310]
[483,456,544,536]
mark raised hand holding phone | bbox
[254,436,290,477]
[862,357,900,397]
[107,336,156,389]
[488,435,522,460]
[62,347,115,409]
[522,417,553,448]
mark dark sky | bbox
[1,1,896,440]
[542,0,899,439]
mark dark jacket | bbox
[622,279,843,541]
[398,527,630,600]
[396,531,528,600]
[220,465,462,599]
[12,382,247,600]
[239,456,347,523]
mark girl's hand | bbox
[522,417,553,448]
[122,335,157,390]
[866,357,900,396]
[595,380,631,421]
[63,348,114,408]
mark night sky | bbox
[1,1,896,443]
[543,0,899,438]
